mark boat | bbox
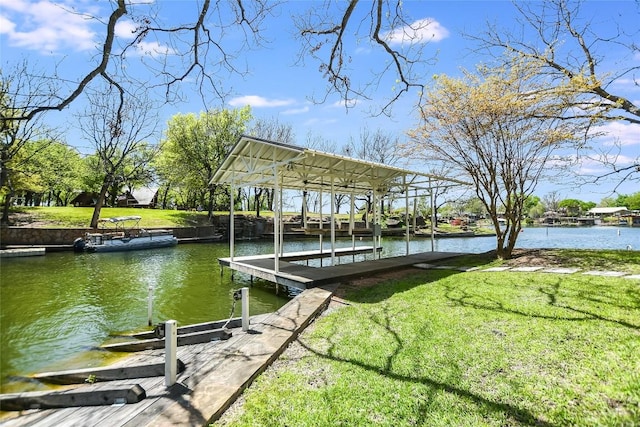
[73,216,178,253]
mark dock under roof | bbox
[211,135,470,287]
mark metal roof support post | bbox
[274,168,280,273]
[404,177,410,256]
[430,178,435,252]
[372,187,377,258]
[330,177,336,266]
[413,188,418,234]
[230,177,235,261]
[319,179,323,256]
[279,174,284,257]
[350,192,355,250]
[302,190,308,229]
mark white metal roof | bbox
[588,207,629,215]
[211,135,467,194]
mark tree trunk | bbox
[161,183,171,209]
[1,163,12,224]
[254,188,263,217]
[90,177,111,229]
[207,185,215,219]
[1,188,13,225]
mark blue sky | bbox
[1,0,639,203]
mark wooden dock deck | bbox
[219,250,466,289]
[0,287,334,427]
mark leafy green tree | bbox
[159,107,251,217]
[557,199,595,216]
[407,61,582,259]
[1,63,60,222]
[616,193,640,210]
[29,141,84,206]
[558,199,584,217]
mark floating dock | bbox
[219,250,466,289]
[0,248,46,258]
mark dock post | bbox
[165,320,177,387]
[147,286,154,326]
[241,287,249,332]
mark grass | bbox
[219,267,640,427]
[10,206,215,228]
[8,206,333,228]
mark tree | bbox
[475,0,640,184]
[4,2,435,133]
[558,199,584,216]
[1,62,60,223]
[77,84,158,228]
[159,107,251,217]
[344,128,403,215]
[407,62,581,259]
[29,141,84,206]
[616,192,640,211]
[542,191,561,213]
[248,117,295,216]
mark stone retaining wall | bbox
[0,227,89,246]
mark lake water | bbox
[1,225,638,392]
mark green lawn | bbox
[11,206,216,228]
[9,206,308,228]
[219,269,640,426]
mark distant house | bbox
[117,187,158,208]
[71,192,100,207]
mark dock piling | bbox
[241,287,249,332]
[165,320,177,387]
[147,286,154,326]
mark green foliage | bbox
[409,60,582,258]
[616,192,640,210]
[157,107,252,213]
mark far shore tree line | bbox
[2,0,638,258]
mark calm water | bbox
[1,226,638,392]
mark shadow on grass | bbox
[164,211,213,227]
[443,276,640,331]
[297,305,555,427]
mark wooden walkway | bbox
[219,250,466,289]
[0,287,334,427]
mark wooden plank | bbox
[128,318,242,340]
[31,360,186,385]
[0,384,146,411]
[101,329,232,352]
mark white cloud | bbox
[0,0,97,52]
[590,121,640,147]
[282,106,309,115]
[229,95,295,108]
[130,40,176,57]
[115,19,137,39]
[383,18,449,46]
[331,99,359,108]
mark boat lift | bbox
[211,135,468,278]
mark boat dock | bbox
[219,249,465,289]
[0,287,334,426]
[0,248,46,258]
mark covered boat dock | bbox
[211,135,469,289]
